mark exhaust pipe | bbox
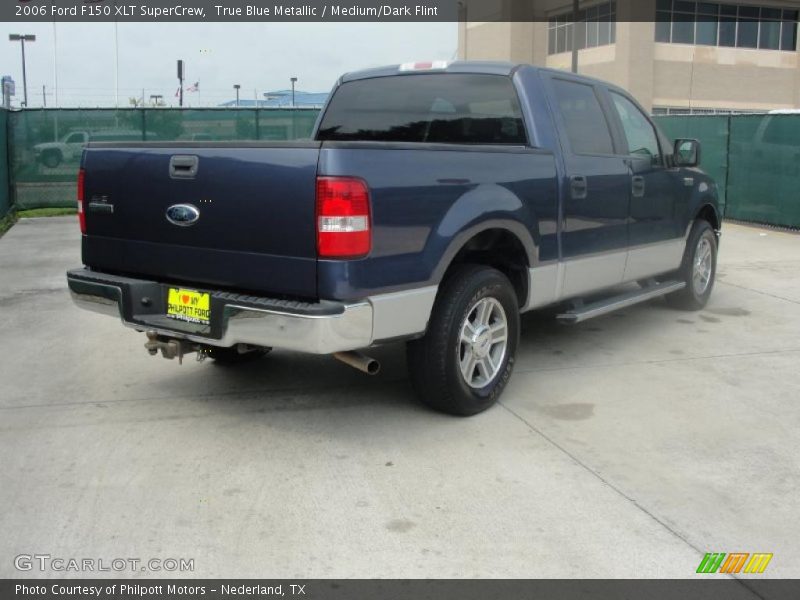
[334,351,381,375]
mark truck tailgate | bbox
[81,142,320,299]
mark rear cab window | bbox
[316,74,528,145]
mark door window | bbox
[552,79,615,155]
[611,92,661,163]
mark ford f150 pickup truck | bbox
[67,61,720,416]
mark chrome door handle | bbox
[632,175,645,197]
[570,176,588,200]
[169,155,199,179]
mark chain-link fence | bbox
[655,113,800,228]
[0,109,10,218]
[4,109,800,227]
[726,114,800,228]
[7,108,321,210]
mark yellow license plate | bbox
[166,288,211,324]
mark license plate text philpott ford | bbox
[166,288,211,324]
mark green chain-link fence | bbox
[4,109,800,227]
[7,108,320,210]
[0,109,10,218]
[655,113,800,228]
[726,114,800,228]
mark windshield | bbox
[317,73,527,145]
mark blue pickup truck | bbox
[67,61,720,416]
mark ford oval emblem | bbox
[166,204,200,227]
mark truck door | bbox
[547,76,631,298]
[605,90,685,280]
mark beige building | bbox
[458,0,800,113]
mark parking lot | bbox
[1,216,798,579]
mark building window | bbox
[652,106,761,115]
[655,1,798,51]
[548,2,617,55]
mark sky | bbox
[1,22,458,108]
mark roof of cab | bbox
[340,61,522,82]
[339,61,617,88]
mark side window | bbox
[552,79,615,155]
[611,92,661,162]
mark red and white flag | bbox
[187,82,199,93]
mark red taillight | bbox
[77,168,86,234]
[316,176,371,259]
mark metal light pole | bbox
[290,77,297,108]
[571,0,580,74]
[52,21,59,107]
[234,84,241,107]
[9,34,36,107]
[114,21,120,107]
[177,60,185,107]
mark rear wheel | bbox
[666,220,718,310]
[407,264,520,416]
[207,346,270,365]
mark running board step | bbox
[557,281,686,324]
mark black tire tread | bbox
[407,264,519,416]
[666,219,717,311]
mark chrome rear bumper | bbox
[67,268,373,354]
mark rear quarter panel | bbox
[317,142,559,301]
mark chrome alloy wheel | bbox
[693,236,713,295]
[458,297,508,389]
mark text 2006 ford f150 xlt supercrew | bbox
[67,61,720,416]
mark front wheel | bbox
[407,264,520,416]
[666,220,718,310]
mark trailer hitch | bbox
[144,330,205,364]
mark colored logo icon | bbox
[697,552,773,574]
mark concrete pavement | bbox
[0,217,798,581]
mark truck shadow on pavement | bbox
[172,296,696,417]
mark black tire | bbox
[407,264,520,416]
[666,220,718,311]
[41,150,62,169]
[207,346,270,366]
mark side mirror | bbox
[674,138,701,167]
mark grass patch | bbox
[0,207,79,239]
[17,207,77,218]
[0,211,18,239]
